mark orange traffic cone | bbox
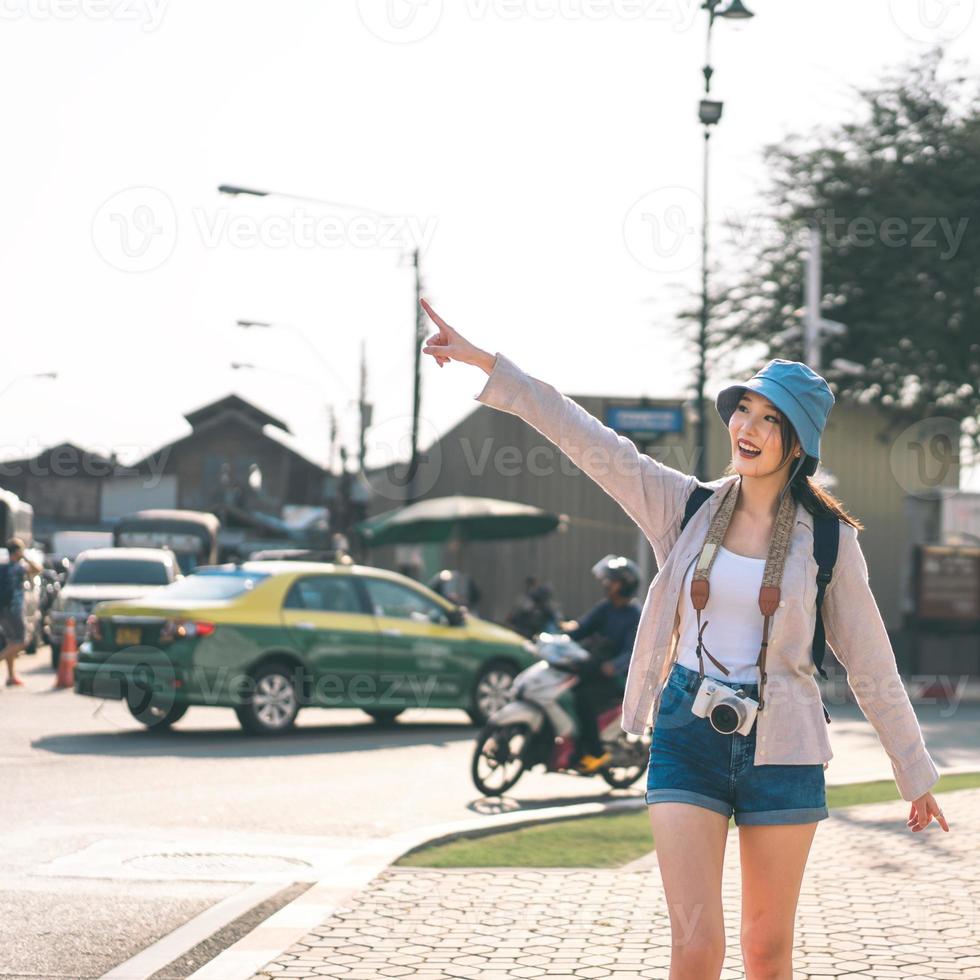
[54,617,78,690]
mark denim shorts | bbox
[645,661,828,825]
[0,608,25,644]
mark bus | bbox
[113,509,220,575]
[0,488,33,546]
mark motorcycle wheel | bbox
[471,722,530,797]
[599,738,649,789]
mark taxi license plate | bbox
[115,626,141,645]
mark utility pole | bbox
[338,445,351,535]
[802,224,849,372]
[804,224,823,369]
[328,407,338,477]
[358,340,372,474]
[218,183,424,505]
[408,245,423,503]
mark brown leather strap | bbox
[756,614,772,709]
[694,608,730,680]
[688,476,797,715]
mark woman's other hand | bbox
[420,298,496,374]
[907,792,950,833]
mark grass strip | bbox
[396,771,979,868]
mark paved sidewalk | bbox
[250,788,978,980]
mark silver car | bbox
[48,547,179,667]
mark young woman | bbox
[419,297,950,980]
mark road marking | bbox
[32,833,356,882]
[98,881,282,980]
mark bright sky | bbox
[2,0,978,488]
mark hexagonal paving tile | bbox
[251,788,980,979]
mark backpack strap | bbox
[680,483,714,533]
[811,512,840,725]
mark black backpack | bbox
[680,484,838,724]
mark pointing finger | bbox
[420,297,453,335]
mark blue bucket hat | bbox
[715,358,835,461]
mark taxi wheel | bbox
[236,661,302,735]
[468,660,518,726]
[364,708,404,726]
[125,689,188,729]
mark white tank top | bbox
[675,545,767,685]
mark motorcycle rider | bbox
[562,555,642,774]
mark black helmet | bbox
[590,554,640,598]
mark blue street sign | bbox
[606,405,684,436]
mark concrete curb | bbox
[185,792,647,980]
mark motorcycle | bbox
[471,632,651,797]
[38,567,62,646]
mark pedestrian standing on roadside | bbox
[1,538,43,687]
[419,298,949,980]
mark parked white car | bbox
[47,547,179,667]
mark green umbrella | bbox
[354,495,564,547]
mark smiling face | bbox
[728,390,799,478]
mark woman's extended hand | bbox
[907,792,950,833]
[420,298,496,374]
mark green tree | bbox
[709,48,980,451]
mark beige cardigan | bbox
[475,353,941,802]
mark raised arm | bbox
[420,299,697,553]
[823,522,946,825]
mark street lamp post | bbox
[235,320,355,399]
[234,319,355,473]
[695,0,753,481]
[218,184,425,503]
[0,371,58,400]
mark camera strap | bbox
[689,476,797,711]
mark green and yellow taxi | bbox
[74,561,536,734]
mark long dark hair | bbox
[723,413,864,531]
